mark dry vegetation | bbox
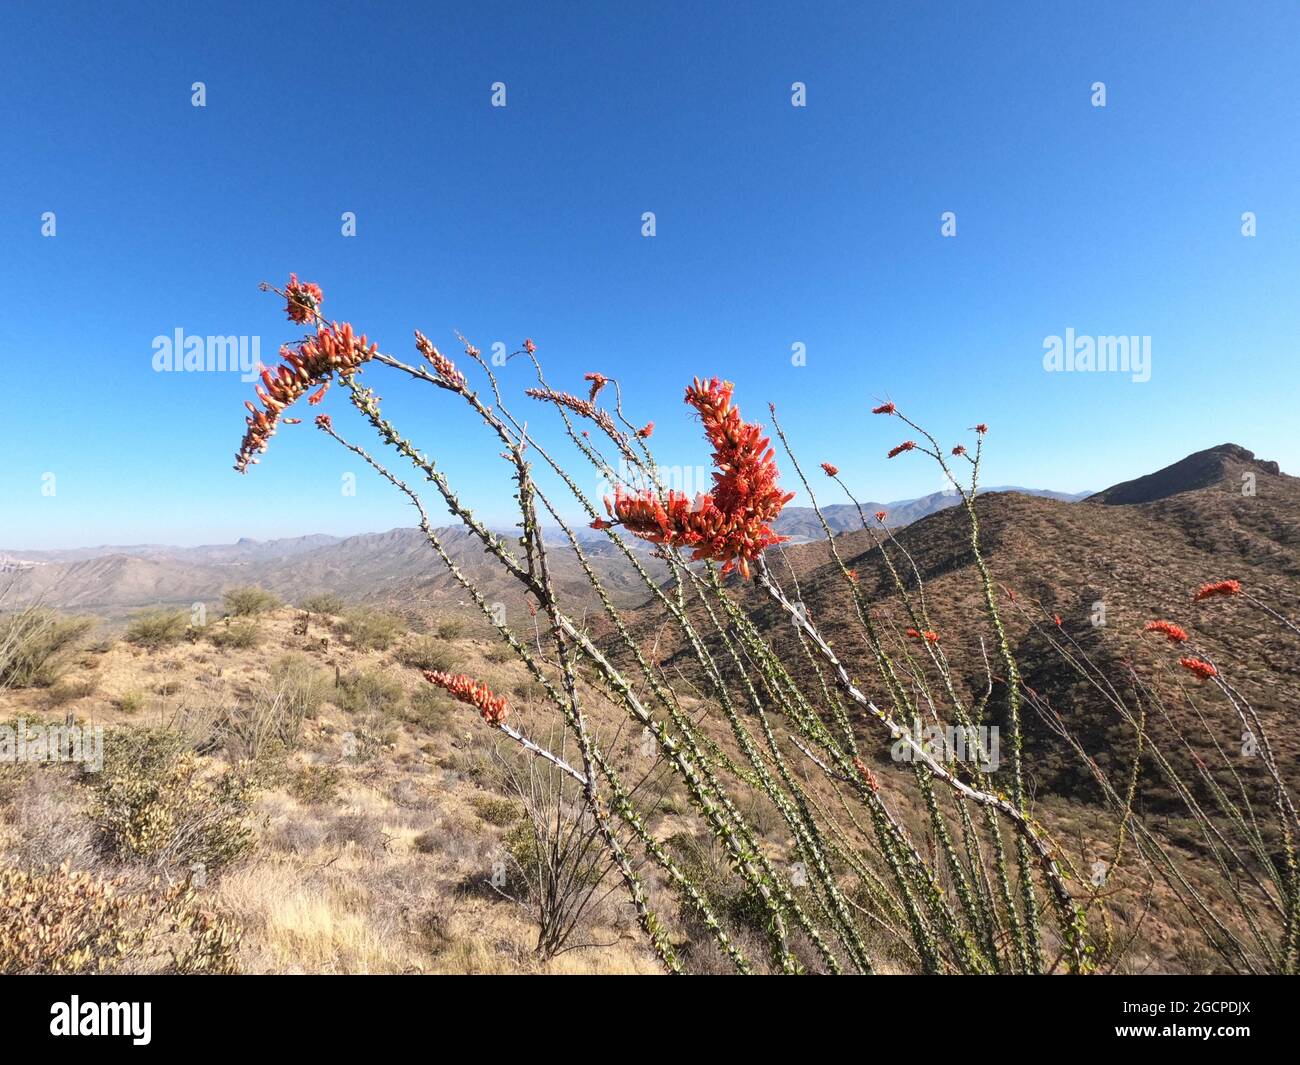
[0,604,672,973]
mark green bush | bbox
[268,655,328,717]
[339,669,405,717]
[0,609,94,688]
[208,618,261,650]
[300,593,345,616]
[469,793,520,827]
[90,727,256,871]
[124,610,188,650]
[0,864,242,975]
[222,586,280,617]
[287,764,342,805]
[435,617,466,640]
[114,690,145,715]
[405,686,458,731]
[395,635,455,672]
[340,608,404,651]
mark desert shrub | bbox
[287,763,342,805]
[90,727,256,871]
[222,585,280,616]
[269,655,329,716]
[114,690,145,715]
[300,593,345,615]
[326,812,387,852]
[485,642,515,664]
[44,677,97,707]
[0,864,240,975]
[396,635,456,672]
[124,609,188,650]
[340,608,404,651]
[339,669,405,717]
[0,609,93,689]
[469,793,520,827]
[435,617,466,640]
[405,686,458,732]
[217,659,326,761]
[512,677,548,704]
[208,618,261,650]
[497,753,614,959]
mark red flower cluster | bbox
[1144,619,1189,643]
[951,444,967,456]
[414,331,466,389]
[872,402,896,415]
[422,670,509,726]
[637,421,655,439]
[523,338,536,354]
[284,273,323,323]
[606,377,794,579]
[874,510,887,523]
[235,310,378,473]
[852,756,880,792]
[821,462,839,477]
[974,423,988,434]
[1179,657,1218,680]
[584,372,609,402]
[1194,579,1241,602]
[906,627,940,643]
[887,441,917,459]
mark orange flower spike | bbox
[887,441,917,459]
[523,338,536,354]
[1194,579,1241,602]
[1178,657,1217,680]
[1144,619,1188,643]
[821,462,839,477]
[871,402,896,415]
[423,670,509,726]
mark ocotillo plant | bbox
[233,275,1297,974]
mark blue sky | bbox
[2,1,1298,549]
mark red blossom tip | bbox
[1144,619,1189,643]
[1178,657,1217,680]
[1194,579,1241,602]
[423,670,509,725]
[284,273,323,324]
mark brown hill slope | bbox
[622,446,1300,813]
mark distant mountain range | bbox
[0,450,1281,624]
[771,486,1091,541]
